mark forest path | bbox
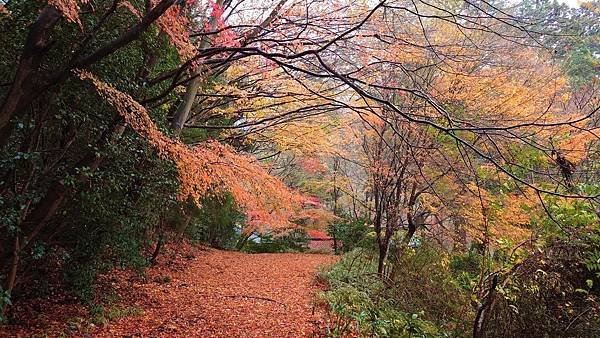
[92,248,338,337]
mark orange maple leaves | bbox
[154,3,196,60]
[77,70,307,231]
[48,0,88,26]
[47,0,195,61]
[0,4,9,15]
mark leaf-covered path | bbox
[92,248,338,337]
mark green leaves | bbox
[584,250,600,278]
[320,248,471,337]
[0,287,12,324]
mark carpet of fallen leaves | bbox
[1,243,338,337]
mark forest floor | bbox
[1,243,338,337]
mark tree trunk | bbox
[175,213,193,238]
[473,275,499,338]
[150,231,164,265]
[332,233,338,254]
[4,236,20,295]
[169,0,225,136]
[236,231,253,250]
[170,76,202,135]
[377,240,388,275]
[404,212,417,245]
[0,6,61,146]
[332,157,339,254]
[20,182,70,245]
[20,121,125,249]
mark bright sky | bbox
[558,0,581,7]
[510,0,581,8]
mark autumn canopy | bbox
[0,0,599,336]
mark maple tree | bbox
[77,70,306,231]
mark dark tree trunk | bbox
[19,122,125,247]
[473,275,499,338]
[5,236,20,295]
[20,181,70,245]
[404,213,417,245]
[377,240,388,275]
[236,231,254,250]
[0,1,176,147]
[150,230,164,265]
[0,6,61,146]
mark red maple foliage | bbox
[306,229,331,240]
[206,0,239,47]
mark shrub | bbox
[389,244,474,335]
[242,229,309,253]
[318,249,461,337]
[482,237,600,337]
[185,193,244,249]
[328,217,372,253]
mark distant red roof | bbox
[303,197,322,207]
[306,229,332,240]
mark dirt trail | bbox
[92,249,337,337]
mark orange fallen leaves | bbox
[90,248,337,337]
[0,242,338,337]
